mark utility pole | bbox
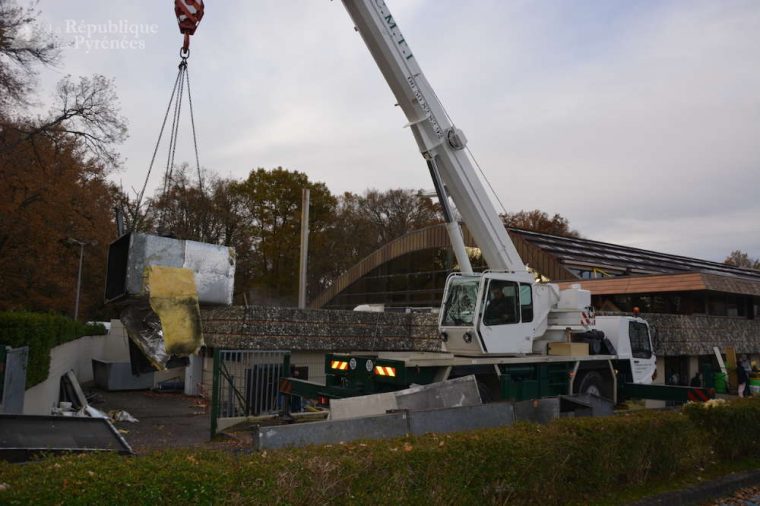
[65,238,96,321]
[298,189,310,309]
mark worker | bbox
[740,355,752,397]
[484,285,515,325]
[737,359,749,398]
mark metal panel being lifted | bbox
[105,233,235,306]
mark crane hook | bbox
[175,0,205,55]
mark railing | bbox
[210,349,290,437]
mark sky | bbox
[30,0,760,263]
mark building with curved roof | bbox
[313,223,760,320]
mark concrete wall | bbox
[23,320,186,415]
[204,308,760,358]
[642,313,760,356]
[23,321,130,415]
[596,311,759,356]
[291,351,328,385]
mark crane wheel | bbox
[576,371,612,400]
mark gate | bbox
[210,349,290,437]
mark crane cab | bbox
[439,272,550,356]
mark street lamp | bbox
[64,238,97,321]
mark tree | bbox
[231,168,337,305]
[354,189,441,245]
[501,210,580,238]
[0,124,119,317]
[0,0,59,115]
[724,250,760,270]
[0,0,127,318]
[147,165,244,247]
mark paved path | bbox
[92,389,215,452]
[632,470,760,506]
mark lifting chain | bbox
[132,1,205,232]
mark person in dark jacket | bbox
[737,362,749,398]
[483,286,515,325]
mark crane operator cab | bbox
[439,272,555,356]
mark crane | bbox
[339,1,583,355]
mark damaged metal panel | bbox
[105,233,235,306]
[0,346,28,415]
[0,415,133,462]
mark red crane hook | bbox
[175,0,205,55]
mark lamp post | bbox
[64,238,97,321]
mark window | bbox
[520,283,533,323]
[482,280,519,326]
[441,277,479,326]
[628,321,653,359]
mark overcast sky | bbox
[32,0,760,263]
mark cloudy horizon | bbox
[31,0,760,264]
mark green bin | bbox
[713,372,727,393]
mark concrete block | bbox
[255,412,409,450]
[407,402,514,436]
[328,375,481,421]
[330,392,398,421]
[513,398,560,424]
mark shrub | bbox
[0,400,758,504]
[683,398,760,459]
[0,312,107,387]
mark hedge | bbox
[0,312,106,387]
[0,399,758,505]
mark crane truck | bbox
[274,0,712,407]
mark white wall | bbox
[23,320,186,415]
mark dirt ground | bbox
[710,486,760,506]
[87,387,247,453]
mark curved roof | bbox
[309,223,574,308]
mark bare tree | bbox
[0,0,59,114]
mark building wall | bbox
[643,313,760,356]
[23,320,187,415]
[23,322,131,415]
[202,306,441,353]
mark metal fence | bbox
[210,349,290,437]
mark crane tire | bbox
[576,371,612,400]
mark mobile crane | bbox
[252,1,710,406]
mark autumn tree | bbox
[0,1,127,318]
[0,125,121,317]
[229,168,336,305]
[502,209,580,238]
[146,165,245,247]
[724,250,760,270]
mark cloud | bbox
[33,0,760,262]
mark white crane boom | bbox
[341,0,530,281]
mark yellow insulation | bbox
[146,266,204,356]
